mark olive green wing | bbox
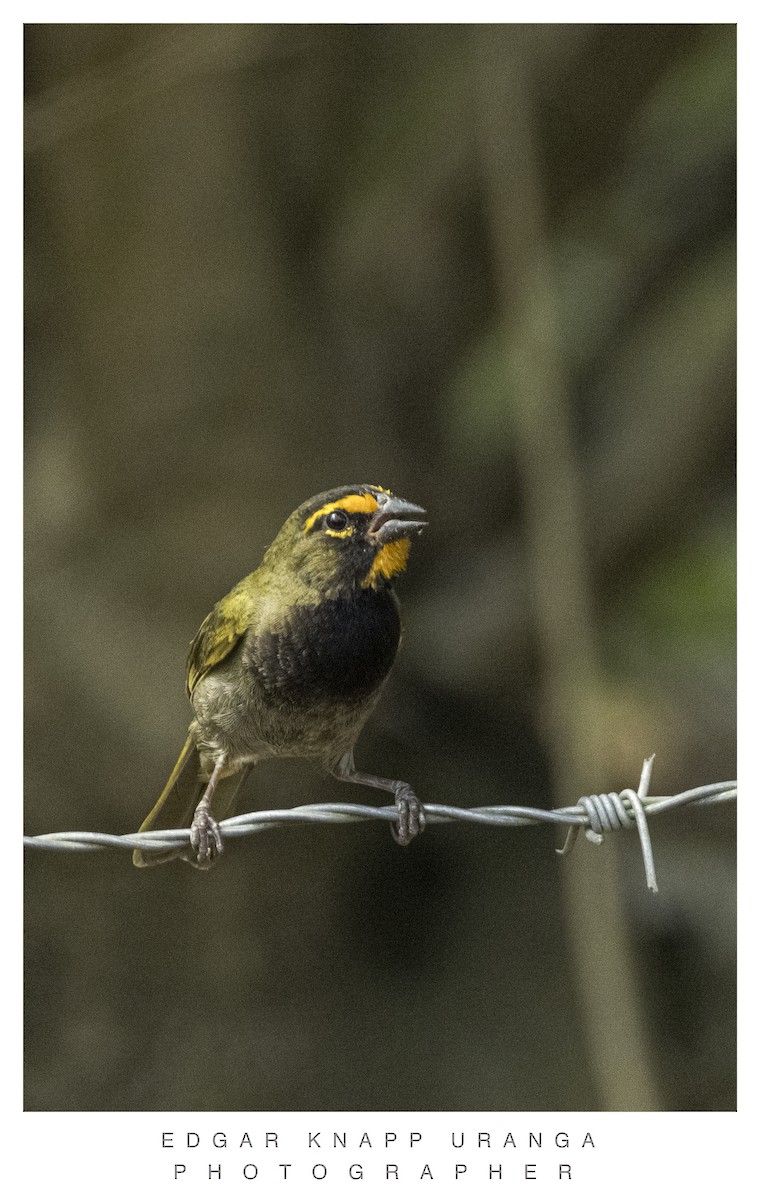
[186,579,255,697]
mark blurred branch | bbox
[422,30,734,706]
[25,25,285,156]
[473,27,661,1110]
[415,235,734,699]
[587,238,735,559]
[556,25,735,374]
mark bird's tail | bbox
[132,736,252,868]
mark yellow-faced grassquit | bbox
[133,485,427,869]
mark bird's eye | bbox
[326,510,349,531]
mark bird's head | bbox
[263,485,427,596]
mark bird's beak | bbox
[368,493,428,544]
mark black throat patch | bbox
[250,588,401,704]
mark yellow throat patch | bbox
[363,539,411,587]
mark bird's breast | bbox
[249,588,401,705]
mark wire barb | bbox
[557,756,659,890]
[24,758,735,891]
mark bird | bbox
[133,485,427,869]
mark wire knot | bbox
[556,758,659,892]
[580,791,634,842]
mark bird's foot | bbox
[391,783,425,847]
[188,801,223,869]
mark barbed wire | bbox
[24,756,735,891]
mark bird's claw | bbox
[188,804,223,869]
[391,783,425,847]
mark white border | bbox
[12,8,754,1197]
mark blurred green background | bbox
[24,23,735,1112]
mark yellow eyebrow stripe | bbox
[304,492,379,531]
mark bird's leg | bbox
[187,754,226,869]
[332,751,425,846]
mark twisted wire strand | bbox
[24,757,735,890]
